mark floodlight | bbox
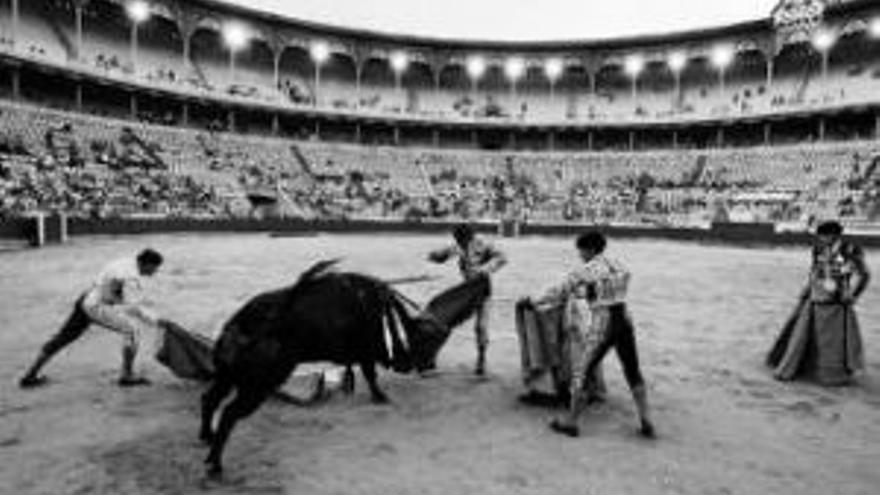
[544,58,563,81]
[310,41,330,64]
[871,18,880,39]
[668,51,687,72]
[126,1,150,24]
[711,45,734,69]
[223,23,249,51]
[624,55,644,77]
[812,30,836,52]
[504,57,525,81]
[390,51,408,74]
[466,56,486,80]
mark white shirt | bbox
[82,257,145,307]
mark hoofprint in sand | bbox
[1,233,878,495]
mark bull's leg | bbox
[360,361,389,404]
[205,389,269,478]
[200,375,234,444]
[341,365,355,395]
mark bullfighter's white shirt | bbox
[82,257,145,307]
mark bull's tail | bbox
[385,288,450,372]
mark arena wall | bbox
[5,217,880,248]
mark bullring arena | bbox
[0,233,878,494]
[1,0,880,494]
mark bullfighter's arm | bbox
[428,244,456,264]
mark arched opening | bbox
[189,27,227,92]
[771,41,821,108]
[640,59,675,118]
[479,64,508,118]
[826,27,880,105]
[14,0,76,63]
[401,61,434,114]
[360,57,396,113]
[438,63,469,117]
[131,14,183,81]
[725,49,769,114]
[321,52,356,110]
[679,56,714,117]
[558,65,588,120]
[80,0,132,74]
[518,64,551,121]
[594,63,628,120]
[230,37,275,97]
[277,45,314,105]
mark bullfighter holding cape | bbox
[767,220,870,385]
[526,231,655,439]
[428,223,507,376]
[514,294,607,407]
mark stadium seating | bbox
[1,99,879,223]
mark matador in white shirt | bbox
[20,249,165,388]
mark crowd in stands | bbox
[1,97,879,226]
[294,139,880,225]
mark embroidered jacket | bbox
[540,254,631,309]
[809,240,865,303]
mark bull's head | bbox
[405,315,451,373]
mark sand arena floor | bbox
[0,233,878,495]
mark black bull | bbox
[196,261,489,476]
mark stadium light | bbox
[504,57,525,107]
[812,30,836,81]
[544,58,563,82]
[624,54,644,103]
[668,51,687,107]
[390,51,408,96]
[466,55,486,98]
[624,54,644,77]
[126,1,150,24]
[222,22,249,85]
[310,42,330,107]
[711,45,734,69]
[812,30,836,52]
[504,57,525,82]
[223,23,249,51]
[466,56,486,81]
[668,51,687,73]
[310,41,330,65]
[544,58,563,100]
[390,51,409,74]
[126,1,150,75]
[545,58,563,103]
[871,18,880,39]
[711,45,734,100]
